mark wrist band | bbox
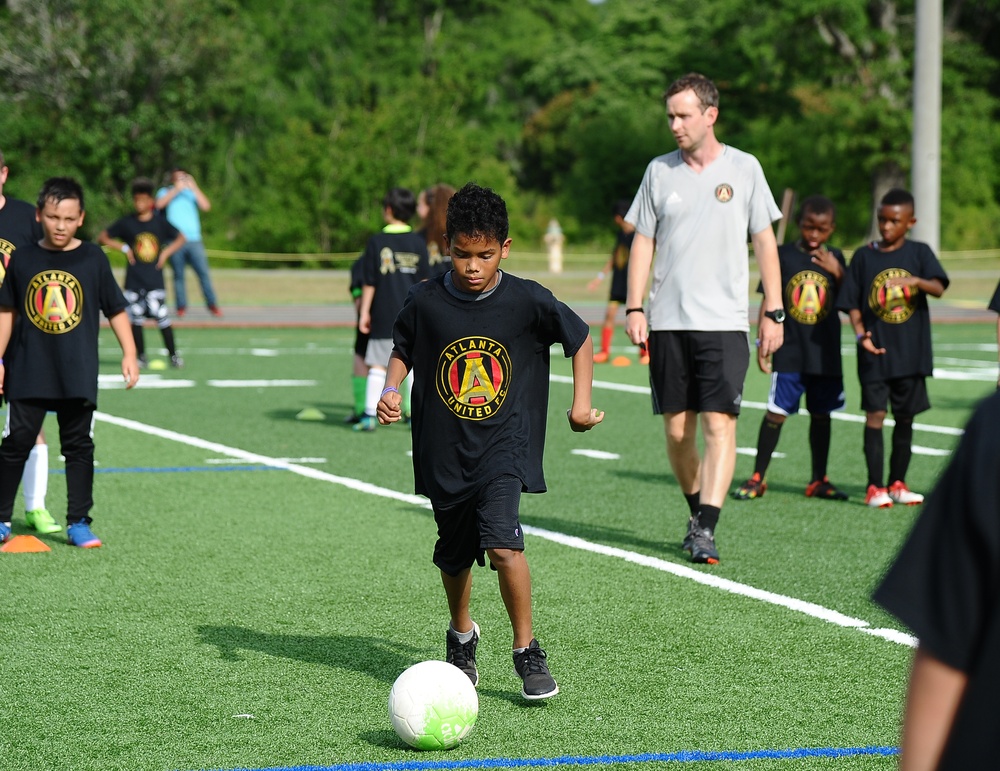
[381,386,399,398]
[597,272,606,280]
[856,332,865,341]
[120,243,129,253]
[625,307,644,315]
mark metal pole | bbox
[911,0,942,254]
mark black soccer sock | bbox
[160,326,177,357]
[684,491,700,517]
[864,426,884,488]
[754,418,783,476]
[888,419,914,485]
[131,325,145,357]
[809,415,832,481]
[698,505,720,531]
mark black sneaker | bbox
[689,525,720,565]
[513,639,558,700]
[682,515,698,552]
[446,622,480,687]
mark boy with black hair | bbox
[588,198,645,365]
[734,195,849,501]
[0,146,58,535]
[99,177,186,369]
[377,182,603,700]
[838,188,948,508]
[0,177,139,548]
[355,187,429,431]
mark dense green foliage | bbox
[1,0,998,256]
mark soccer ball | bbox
[388,660,478,750]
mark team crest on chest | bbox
[785,270,832,325]
[134,232,160,264]
[715,184,733,203]
[436,336,511,420]
[26,270,83,334]
[869,268,918,323]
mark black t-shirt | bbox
[105,213,180,292]
[610,229,633,301]
[0,197,42,283]
[988,280,1000,314]
[837,240,949,383]
[873,391,1000,769]
[360,229,430,339]
[758,243,846,376]
[392,272,590,505]
[0,241,128,403]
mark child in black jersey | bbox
[99,178,186,369]
[355,187,429,431]
[377,183,603,700]
[0,177,139,548]
[734,195,849,502]
[838,189,948,509]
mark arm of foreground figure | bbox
[899,646,967,771]
[377,352,411,425]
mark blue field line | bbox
[51,465,283,475]
[202,745,899,771]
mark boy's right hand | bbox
[377,389,403,425]
[858,331,886,356]
[567,406,605,432]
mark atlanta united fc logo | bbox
[26,270,84,334]
[436,336,511,420]
[869,268,918,324]
[785,270,832,325]
[715,183,733,203]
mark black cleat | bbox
[446,622,480,687]
[689,525,720,565]
[513,639,559,700]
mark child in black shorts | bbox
[377,183,603,700]
[838,189,948,508]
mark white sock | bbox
[364,368,386,417]
[23,444,49,512]
[449,623,477,643]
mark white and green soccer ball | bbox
[388,660,478,750]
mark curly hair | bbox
[446,183,508,245]
[37,177,85,211]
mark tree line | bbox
[1,0,997,263]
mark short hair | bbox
[880,188,915,211]
[382,187,417,222]
[446,183,509,245]
[612,197,632,218]
[797,195,836,222]
[131,177,155,197]
[37,177,85,211]
[664,73,719,111]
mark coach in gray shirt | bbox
[625,72,784,565]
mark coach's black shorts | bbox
[860,376,930,416]
[432,474,525,577]
[648,330,750,415]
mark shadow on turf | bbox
[265,402,379,429]
[197,625,426,683]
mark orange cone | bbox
[1,535,51,553]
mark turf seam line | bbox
[93,411,914,649]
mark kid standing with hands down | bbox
[734,195,849,501]
[377,183,603,700]
[838,189,948,509]
[0,177,139,548]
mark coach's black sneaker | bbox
[682,515,698,552]
[689,523,720,565]
[446,622,480,687]
[513,639,558,700]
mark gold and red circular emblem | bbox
[25,270,83,334]
[436,336,511,420]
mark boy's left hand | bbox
[567,406,605,432]
[810,247,842,277]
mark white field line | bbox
[94,410,916,649]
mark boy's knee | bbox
[485,547,523,569]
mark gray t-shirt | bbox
[627,145,781,332]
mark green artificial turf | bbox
[0,322,994,771]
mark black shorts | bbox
[609,270,627,304]
[648,330,750,415]
[432,474,525,576]
[861,376,930,417]
[353,327,369,358]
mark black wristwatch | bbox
[764,308,786,324]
